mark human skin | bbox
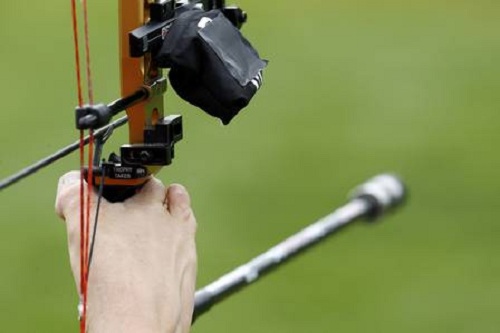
[56,171,197,333]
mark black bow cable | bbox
[87,126,115,274]
[0,116,128,191]
[192,174,407,322]
[87,164,106,274]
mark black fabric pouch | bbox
[156,8,267,125]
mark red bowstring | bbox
[71,0,94,332]
[69,0,86,331]
[83,1,95,331]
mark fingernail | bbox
[168,184,191,213]
[171,184,187,196]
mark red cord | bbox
[71,0,95,331]
[70,0,83,108]
[83,0,94,105]
[70,0,86,331]
[82,2,95,330]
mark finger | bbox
[55,171,82,220]
[165,184,192,218]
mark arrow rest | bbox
[82,114,183,202]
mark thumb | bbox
[165,184,192,218]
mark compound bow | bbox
[0,1,408,331]
[72,1,248,331]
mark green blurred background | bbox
[1,0,499,332]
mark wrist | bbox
[86,278,180,333]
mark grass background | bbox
[1,0,499,332]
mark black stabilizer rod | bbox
[192,174,407,322]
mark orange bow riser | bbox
[76,0,183,203]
